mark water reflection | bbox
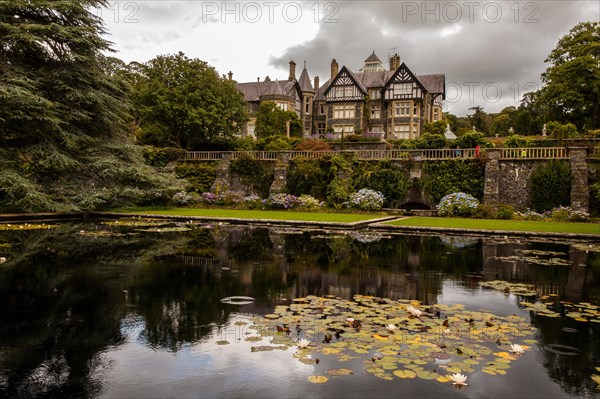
[0,222,598,398]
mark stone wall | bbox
[497,161,539,211]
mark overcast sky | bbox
[98,1,599,116]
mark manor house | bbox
[235,51,445,140]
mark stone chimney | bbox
[228,71,233,81]
[390,53,400,71]
[289,60,296,80]
[330,59,339,81]
[313,76,320,91]
[257,77,260,82]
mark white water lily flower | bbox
[297,338,311,349]
[346,317,354,323]
[510,344,525,354]
[386,324,397,332]
[406,306,422,317]
[443,328,451,335]
[450,373,468,386]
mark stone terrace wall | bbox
[497,161,539,211]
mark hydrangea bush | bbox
[437,192,480,217]
[347,189,385,211]
[298,194,325,208]
[200,191,244,205]
[265,193,302,209]
[172,191,192,205]
[548,206,590,222]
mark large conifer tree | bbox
[0,1,182,211]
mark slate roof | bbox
[416,74,446,96]
[298,67,314,92]
[237,80,297,101]
[364,51,382,63]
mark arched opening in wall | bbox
[399,202,431,211]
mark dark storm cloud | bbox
[270,0,596,115]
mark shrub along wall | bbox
[230,156,274,197]
[175,162,217,193]
[529,160,571,212]
[421,160,485,203]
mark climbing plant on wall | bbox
[352,161,410,208]
[230,154,274,197]
[175,162,217,193]
[422,161,485,203]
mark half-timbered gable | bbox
[382,63,426,101]
[324,67,367,102]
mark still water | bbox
[0,220,599,398]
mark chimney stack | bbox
[257,77,260,82]
[313,76,320,91]
[390,53,401,71]
[228,71,233,81]
[330,59,338,81]
[289,60,296,80]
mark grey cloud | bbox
[270,0,593,115]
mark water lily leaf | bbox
[374,372,394,380]
[393,369,416,379]
[215,340,230,345]
[245,336,262,342]
[496,369,507,375]
[436,375,450,383]
[494,358,511,364]
[417,371,439,380]
[308,375,328,384]
[327,368,354,376]
[251,345,287,352]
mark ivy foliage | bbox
[230,155,274,197]
[0,1,183,211]
[352,161,410,208]
[422,161,485,203]
[530,160,571,212]
[175,162,217,193]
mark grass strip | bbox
[126,208,382,223]
[386,217,600,235]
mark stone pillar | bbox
[569,147,588,211]
[483,149,501,210]
[211,152,233,193]
[269,153,290,195]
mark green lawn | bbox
[387,217,600,235]
[127,208,383,223]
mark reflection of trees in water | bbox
[530,316,600,398]
[0,264,124,398]
[1,223,599,398]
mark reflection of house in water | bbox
[482,239,595,302]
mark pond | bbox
[0,219,599,398]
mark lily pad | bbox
[308,375,328,384]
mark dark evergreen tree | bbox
[0,1,182,211]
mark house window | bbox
[413,104,419,117]
[393,124,410,139]
[276,102,288,111]
[316,123,326,136]
[333,104,355,119]
[369,89,381,100]
[370,104,381,119]
[394,101,410,117]
[345,86,354,97]
[433,108,440,121]
[305,98,311,114]
[393,83,412,97]
[319,104,326,115]
[247,123,256,138]
[333,125,354,134]
[369,126,383,133]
